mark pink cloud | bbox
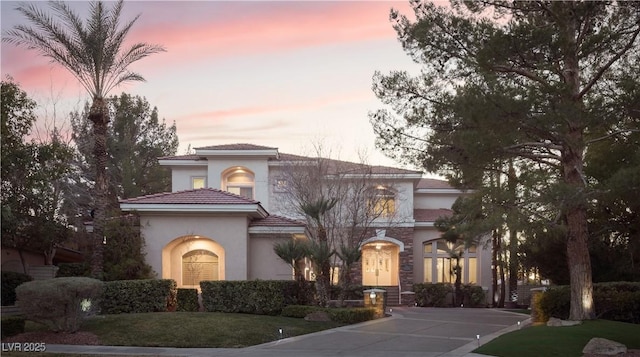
[128,2,413,64]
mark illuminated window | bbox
[192,177,206,189]
[223,168,254,199]
[369,186,396,217]
[182,250,218,287]
[423,240,477,284]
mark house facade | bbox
[120,144,492,303]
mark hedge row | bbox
[101,279,177,314]
[535,282,640,323]
[176,288,199,312]
[413,283,486,307]
[281,305,376,324]
[200,280,313,315]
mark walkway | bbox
[45,307,530,357]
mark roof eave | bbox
[120,203,268,218]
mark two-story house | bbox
[119,144,492,303]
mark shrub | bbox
[330,284,364,300]
[16,277,103,333]
[1,271,32,306]
[281,305,326,318]
[56,263,90,278]
[328,307,376,323]
[1,316,26,338]
[536,282,640,323]
[201,280,308,315]
[413,283,451,307]
[101,279,177,314]
[176,288,199,312]
[462,285,487,307]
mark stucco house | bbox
[119,144,492,304]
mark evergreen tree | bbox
[370,1,639,320]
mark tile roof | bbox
[195,143,277,151]
[416,178,454,189]
[413,208,453,222]
[249,215,306,227]
[273,152,422,175]
[158,154,206,161]
[120,188,259,205]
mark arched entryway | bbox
[361,240,401,286]
[162,235,225,288]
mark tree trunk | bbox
[491,229,500,307]
[563,146,595,320]
[89,97,109,280]
[559,3,595,321]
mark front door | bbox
[362,242,398,286]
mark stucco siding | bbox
[248,234,294,280]
[140,214,249,281]
[171,167,208,192]
[414,193,459,210]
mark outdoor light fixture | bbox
[369,291,377,305]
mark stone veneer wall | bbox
[349,227,415,291]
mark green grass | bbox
[20,312,345,348]
[474,319,640,357]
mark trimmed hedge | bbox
[200,280,313,315]
[328,307,376,323]
[101,279,177,314]
[281,305,376,323]
[413,283,451,307]
[461,285,487,307]
[281,304,326,318]
[1,315,26,338]
[177,288,199,312]
[16,277,103,333]
[56,263,90,278]
[1,271,32,306]
[535,282,640,323]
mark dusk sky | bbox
[1,1,433,170]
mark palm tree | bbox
[273,238,308,282]
[335,243,361,306]
[300,197,338,306]
[4,0,165,279]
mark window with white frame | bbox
[368,186,396,217]
[192,176,206,189]
[224,168,254,199]
[423,239,477,284]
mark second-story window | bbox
[192,177,206,189]
[224,168,254,199]
[368,186,396,217]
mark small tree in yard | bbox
[16,277,103,333]
[275,147,407,306]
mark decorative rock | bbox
[546,317,582,327]
[582,338,627,355]
[304,311,332,322]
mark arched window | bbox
[223,167,254,199]
[423,239,477,284]
[182,249,218,286]
[368,186,396,217]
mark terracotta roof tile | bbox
[120,188,259,205]
[195,143,277,151]
[158,154,206,161]
[414,209,453,222]
[273,152,422,175]
[249,215,306,227]
[416,178,454,189]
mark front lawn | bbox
[474,319,640,357]
[17,312,344,348]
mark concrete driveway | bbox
[46,307,530,357]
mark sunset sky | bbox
[1,1,432,169]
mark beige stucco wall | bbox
[171,166,208,192]
[140,214,249,281]
[248,234,294,280]
[413,192,459,210]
